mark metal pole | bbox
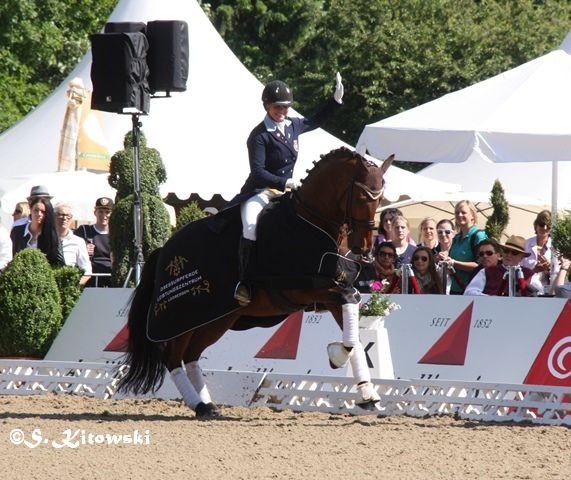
[131,114,144,286]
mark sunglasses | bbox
[13,209,22,215]
[57,213,72,220]
[503,248,523,256]
[437,229,453,235]
[413,255,429,262]
[378,251,395,258]
[537,222,549,228]
[479,250,495,257]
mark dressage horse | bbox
[118,147,393,416]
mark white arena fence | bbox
[1,359,569,426]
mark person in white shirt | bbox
[521,210,559,293]
[0,221,12,270]
[55,202,92,285]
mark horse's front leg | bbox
[326,295,381,409]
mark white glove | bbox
[285,178,299,190]
[333,72,344,104]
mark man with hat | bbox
[464,235,543,296]
[11,185,53,230]
[74,197,114,287]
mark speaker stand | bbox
[123,113,145,286]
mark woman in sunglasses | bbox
[355,242,401,293]
[410,246,443,294]
[521,210,559,293]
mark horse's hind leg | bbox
[164,332,206,413]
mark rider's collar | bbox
[264,115,292,132]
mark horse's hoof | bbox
[195,402,220,418]
[327,342,353,369]
[355,399,380,411]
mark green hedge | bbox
[0,249,63,357]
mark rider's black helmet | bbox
[262,80,293,106]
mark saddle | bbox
[146,195,360,342]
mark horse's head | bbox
[294,147,393,258]
[345,153,394,257]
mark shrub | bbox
[176,201,206,230]
[485,180,509,241]
[552,210,571,258]
[53,266,83,321]
[0,249,62,357]
[108,130,172,286]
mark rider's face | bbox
[268,104,289,123]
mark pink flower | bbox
[371,280,383,291]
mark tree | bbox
[207,0,571,153]
[0,0,116,132]
[108,130,171,286]
[486,180,510,241]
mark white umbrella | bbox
[357,31,571,211]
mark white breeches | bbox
[241,189,282,240]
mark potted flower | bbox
[359,280,400,329]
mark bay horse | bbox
[118,147,393,416]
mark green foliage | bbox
[0,249,62,357]
[52,266,83,321]
[485,180,510,241]
[176,201,207,231]
[208,0,571,148]
[552,210,571,259]
[0,0,116,132]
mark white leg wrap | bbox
[170,367,201,409]
[342,303,360,347]
[185,361,212,405]
[357,381,381,404]
[349,343,370,385]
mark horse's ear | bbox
[380,154,395,175]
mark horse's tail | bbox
[117,248,167,395]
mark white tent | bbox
[0,0,460,205]
[357,31,571,210]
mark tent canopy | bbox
[357,31,571,210]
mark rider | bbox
[234,73,345,305]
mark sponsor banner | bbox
[46,291,571,387]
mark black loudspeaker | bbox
[104,22,147,34]
[146,20,189,93]
[90,32,151,114]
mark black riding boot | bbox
[234,237,255,305]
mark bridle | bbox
[293,172,385,243]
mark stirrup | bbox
[327,342,353,369]
[234,282,251,306]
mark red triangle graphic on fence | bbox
[255,311,303,359]
[104,324,129,352]
[418,302,473,365]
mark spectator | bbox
[355,241,401,294]
[553,256,570,298]
[10,196,64,267]
[12,185,53,230]
[464,239,502,295]
[0,220,12,270]
[410,246,443,294]
[435,219,455,257]
[75,197,113,287]
[465,236,542,296]
[441,200,487,294]
[435,218,456,293]
[418,217,438,254]
[11,202,30,224]
[521,210,559,293]
[55,203,92,286]
[392,215,416,268]
[373,208,401,247]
